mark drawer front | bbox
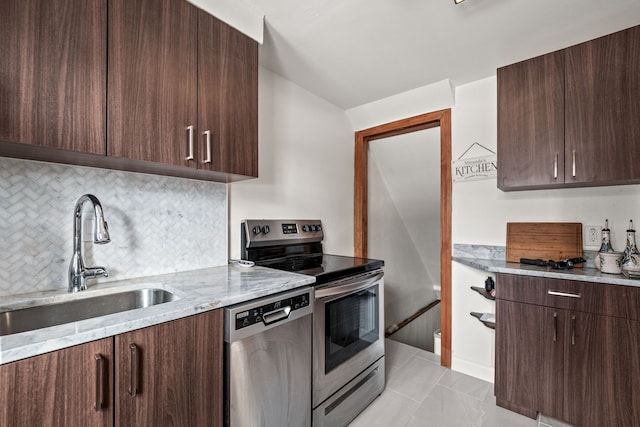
[496,273,546,305]
[498,273,640,320]
[546,279,640,320]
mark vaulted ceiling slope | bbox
[237,0,640,109]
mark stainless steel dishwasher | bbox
[224,286,313,427]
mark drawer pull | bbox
[553,154,558,179]
[95,354,105,411]
[129,343,139,397]
[548,290,581,298]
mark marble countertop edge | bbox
[453,257,640,288]
[0,265,315,365]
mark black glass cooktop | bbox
[256,254,384,285]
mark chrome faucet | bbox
[68,194,111,292]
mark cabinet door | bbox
[108,0,198,168]
[495,300,549,417]
[198,11,258,177]
[565,25,640,185]
[0,339,113,427]
[566,313,640,427]
[115,310,223,427]
[537,308,568,421]
[497,51,565,190]
[0,0,106,154]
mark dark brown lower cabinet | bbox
[495,300,546,418]
[115,309,223,427]
[496,274,640,427]
[0,338,113,427]
[0,310,222,427]
[566,311,640,427]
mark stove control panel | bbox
[242,219,324,248]
[224,287,314,343]
[234,291,311,330]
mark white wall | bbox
[228,67,355,257]
[452,76,640,382]
[368,152,434,329]
[368,130,441,332]
[187,0,263,43]
[369,129,441,284]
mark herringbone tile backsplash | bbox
[0,157,227,296]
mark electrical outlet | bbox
[584,225,602,249]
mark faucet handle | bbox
[84,267,109,279]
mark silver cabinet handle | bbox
[95,354,105,411]
[548,290,581,298]
[553,312,558,342]
[203,130,212,164]
[571,315,576,345]
[129,343,139,397]
[572,149,576,177]
[553,154,558,179]
[186,125,194,160]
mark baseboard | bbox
[451,356,494,383]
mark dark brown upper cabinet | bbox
[108,0,258,177]
[198,13,258,177]
[0,0,107,154]
[107,0,198,168]
[498,25,640,191]
[497,51,565,190]
[1,0,257,182]
[565,25,640,185]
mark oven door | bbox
[313,270,385,409]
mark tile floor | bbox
[348,339,573,427]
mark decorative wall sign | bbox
[452,142,497,183]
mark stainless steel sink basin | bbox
[0,288,180,336]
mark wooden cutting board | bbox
[506,222,583,263]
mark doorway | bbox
[353,109,452,367]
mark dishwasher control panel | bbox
[235,292,310,330]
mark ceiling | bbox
[237,0,640,110]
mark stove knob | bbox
[302,225,309,232]
[316,224,322,231]
[262,225,270,234]
[252,226,261,235]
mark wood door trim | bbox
[354,108,452,367]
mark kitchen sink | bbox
[0,288,180,336]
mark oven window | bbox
[325,284,379,374]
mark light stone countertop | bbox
[0,265,315,365]
[453,257,640,287]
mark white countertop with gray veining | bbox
[0,265,315,365]
[453,256,640,288]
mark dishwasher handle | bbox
[262,306,292,325]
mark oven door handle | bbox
[315,271,383,299]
